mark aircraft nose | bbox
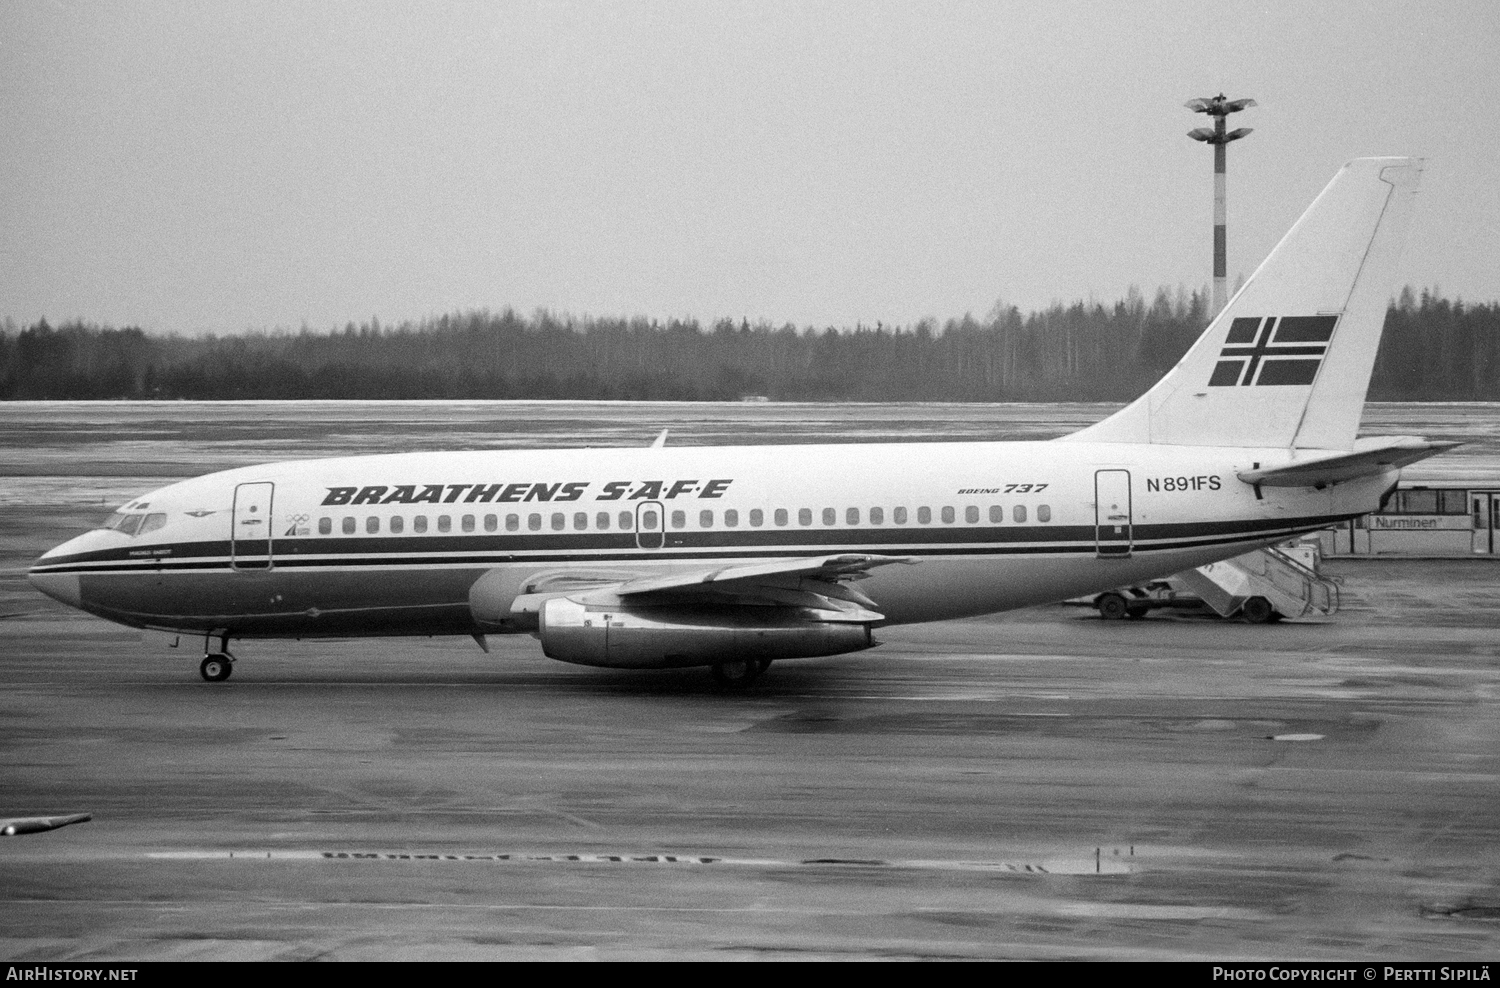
[28,569,82,608]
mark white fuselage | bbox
[28,439,1391,640]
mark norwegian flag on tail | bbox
[1208,315,1338,387]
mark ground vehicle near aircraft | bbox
[28,158,1453,686]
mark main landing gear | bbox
[199,634,235,682]
[712,658,772,689]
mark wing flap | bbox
[567,553,917,622]
[609,553,918,597]
[1237,437,1460,488]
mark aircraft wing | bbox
[574,553,919,622]
[1237,437,1461,488]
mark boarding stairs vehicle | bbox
[1092,541,1340,623]
[1166,543,1340,623]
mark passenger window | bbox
[846,507,860,525]
[641,509,658,529]
[700,510,713,528]
[528,513,542,531]
[870,507,883,525]
[1038,504,1051,522]
[941,506,955,524]
[484,514,497,532]
[318,517,331,535]
[461,514,475,533]
[965,506,979,524]
[505,514,519,532]
[391,515,404,534]
[414,515,428,533]
[775,509,788,526]
[894,507,908,524]
[342,517,356,535]
[573,512,587,530]
[798,508,812,526]
[138,513,167,535]
[1013,505,1027,523]
[989,505,1003,523]
[670,510,685,529]
[918,507,932,524]
[618,511,633,530]
[438,515,452,533]
[724,509,738,527]
[822,507,836,526]
[366,516,380,534]
[749,509,764,527]
[550,513,565,531]
[596,512,611,530]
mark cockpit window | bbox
[102,512,143,536]
[100,511,167,537]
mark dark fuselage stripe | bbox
[32,516,1345,576]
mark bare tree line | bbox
[2,286,1495,401]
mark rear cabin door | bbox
[635,501,664,550]
[232,482,275,569]
[1094,470,1133,558]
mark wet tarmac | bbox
[2,404,1499,960]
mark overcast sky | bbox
[3,0,1497,334]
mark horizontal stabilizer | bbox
[1236,437,1460,488]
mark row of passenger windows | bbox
[315,503,1053,536]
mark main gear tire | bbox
[712,658,762,689]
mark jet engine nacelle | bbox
[537,597,876,669]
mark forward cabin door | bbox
[231,482,275,569]
[1094,470,1133,558]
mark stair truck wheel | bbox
[1241,596,1276,624]
[1096,593,1129,621]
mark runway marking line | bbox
[140,850,1132,875]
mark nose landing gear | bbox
[199,633,235,682]
[200,654,233,681]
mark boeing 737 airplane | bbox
[29,157,1454,686]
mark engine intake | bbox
[538,597,876,669]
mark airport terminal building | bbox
[1321,475,1500,556]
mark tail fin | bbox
[1066,157,1423,450]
